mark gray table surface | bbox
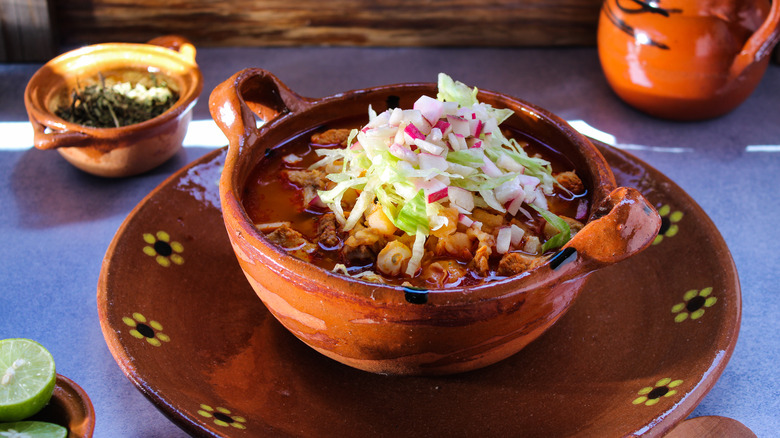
[1,47,778,437]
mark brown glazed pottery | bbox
[209,69,661,376]
[96,142,740,436]
[27,374,96,438]
[24,35,203,177]
[665,416,756,438]
[598,0,780,120]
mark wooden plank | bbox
[0,0,55,61]
[51,0,603,47]
[0,11,6,61]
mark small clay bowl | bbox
[24,35,203,177]
[210,69,662,376]
[27,374,96,438]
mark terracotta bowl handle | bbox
[730,0,780,79]
[30,117,91,150]
[564,187,661,268]
[209,68,312,162]
[146,35,197,64]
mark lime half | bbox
[0,339,57,422]
[0,421,67,438]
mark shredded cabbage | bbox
[312,73,572,276]
[532,204,572,252]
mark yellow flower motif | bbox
[632,378,683,406]
[653,205,683,245]
[143,231,184,267]
[197,404,247,429]
[122,313,171,347]
[672,287,717,322]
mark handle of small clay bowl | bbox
[209,68,313,162]
[146,35,197,64]
[29,117,90,150]
[730,0,780,79]
[563,187,661,268]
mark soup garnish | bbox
[244,74,588,288]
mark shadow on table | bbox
[9,146,217,229]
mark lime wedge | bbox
[0,421,68,438]
[0,339,57,422]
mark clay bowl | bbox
[210,69,662,376]
[24,35,203,177]
[27,374,96,437]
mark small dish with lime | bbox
[1,339,95,438]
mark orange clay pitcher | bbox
[598,0,780,120]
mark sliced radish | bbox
[394,128,406,146]
[428,187,449,203]
[415,178,448,201]
[366,110,390,128]
[517,174,540,188]
[389,143,418,164]
[404,110,431,135]
[419,152,448,172]
[414,95,444,124]
[447,115,470,136]
[531,191,548,210]
[470,119,483,137]
[441,101,460,117]
[457,107,475,119]
[496,227,512,254]
[388,107,404,126]
[414,138,445,155]
[448,133,467,150]
[481,156,503,178]
[448,186,474,212]
[468,138,483,149]
[510,224,525,246]
[506,194,524,216]
[575,200,588,221]
[458,213,474,227]
[479,189,506,212]
[494,178,523,205]
[404,122,425,141]
[427,127,442,143]
[309,195,327,208]
[434,120,451,136]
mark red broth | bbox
[243,124,589,288]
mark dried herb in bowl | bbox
[55,73,179,128]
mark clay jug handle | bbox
[556,187,661,272]
[146,35,197,64]
[729,0,780,79]
[209,68,312,162]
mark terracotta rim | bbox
[24,42,203,142]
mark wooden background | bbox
[2,0,779,63]
[3,0,604,61]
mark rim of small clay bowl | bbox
[26,374,96,438]
[24,42,203,141]
[222,79,621,304]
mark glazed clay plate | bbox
[98,142,740,437]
